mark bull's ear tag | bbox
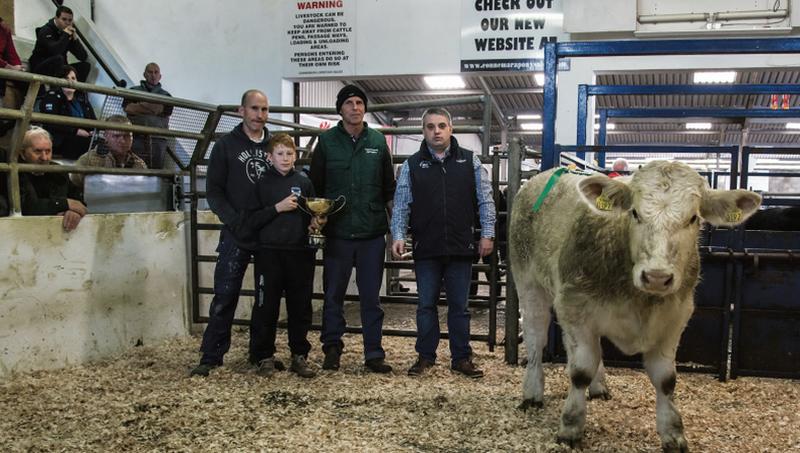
[596,194,613,211]
[726,208,743,223]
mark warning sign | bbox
[285,1,356,77]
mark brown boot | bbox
[407,357,435,376]
[451,359,484,379]
[290,355,316,378]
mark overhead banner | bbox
[461,0,569,72]
[284,0,356,77]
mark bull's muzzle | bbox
[640,269,674,293]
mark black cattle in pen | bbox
[745,206,800,231]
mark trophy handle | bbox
[295,195,315,217]
[328,195,347,216]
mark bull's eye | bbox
[631,209,641,223]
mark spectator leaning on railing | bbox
[70,115,147,189]
[18,126,87,232]
[122,62,173,169]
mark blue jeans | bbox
[199,229,254,365]
[320,236,386,361]
[414,257,473,365]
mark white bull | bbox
[509,160,761,452]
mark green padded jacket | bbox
[309,121,395,239]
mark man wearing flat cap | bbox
[309,84,396,374]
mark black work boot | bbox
[189,362,219,377]
[365,358,393,374]
[290,355,316,378]
[322,345,341,370]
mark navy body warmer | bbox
[407,140,477,260]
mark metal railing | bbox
[0,68,213,216]
[0,71,506,352]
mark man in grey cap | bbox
[309,84,396,374]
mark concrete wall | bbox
[0,212,190,378]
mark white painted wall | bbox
[0,212,190,378]
[13,0,91,40]
[564,0,636,33]
[14,0,465,106]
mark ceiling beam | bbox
[368,87,543,97]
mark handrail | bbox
[0,162,179,178]
[0,69,217,215]
[0,68,217,112]
[0,108,204,140]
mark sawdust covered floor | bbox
[1,330,798,453]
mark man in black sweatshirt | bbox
[191,89,271,377]
[28,5,90,82]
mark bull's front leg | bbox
[643,348,688,453]
[557,326,602,447]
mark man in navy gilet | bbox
[391,107,496,378]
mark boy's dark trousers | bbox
[250,248,316,361]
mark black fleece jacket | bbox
[244,166,315,250]
[19,162,84,215]
[29,19,88,69]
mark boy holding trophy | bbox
[245,133,321,378]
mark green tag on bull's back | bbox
[532,167,568,213]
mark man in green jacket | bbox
[309,85,395,373]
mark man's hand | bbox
[142,102,164,115]
[61,210,82,232]
[275,194,298,213]
[76,128,92,138]
[64,25,76,39]
[5,64,23,71]
[478,237,494,257]
[67,198,87,217]
[391,239,406,259]
[310,215,327,231]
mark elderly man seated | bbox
[71,114,147,188]
[18,126,87,231]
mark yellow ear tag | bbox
[726,208,743,223]
[595,194,613,211]
[567,163,577,171]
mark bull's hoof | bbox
[588,388,612,401]
[517,398,543,411]
[556,434,582,448]
[661,437,689,453]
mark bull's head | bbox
[577,160,761,296]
